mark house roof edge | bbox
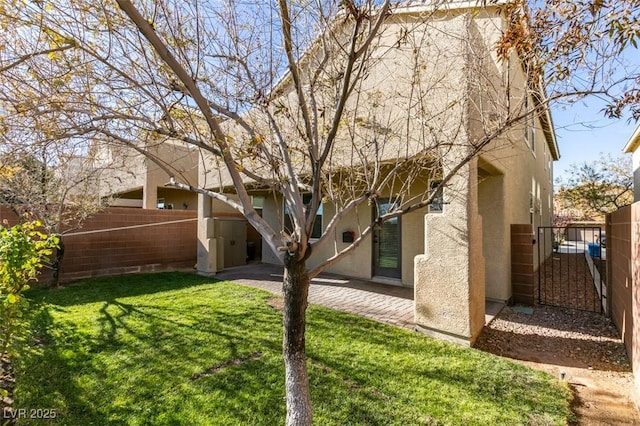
[393,0,508,15]
[623,124,640,154]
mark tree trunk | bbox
[282,253,312,426]
[50,237,65,287]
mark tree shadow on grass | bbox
[25,272,220,307]
[12,306,104,424]
[305,307,571,425]
[15,279,286,425]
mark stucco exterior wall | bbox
[624,125,640,202]
[307,201,373,280]
[414,156,485,345]
[143,143,199,209]
[261,194,284,266]
[258,176,428,287]
[97,145,146,197]
[476,125,555,303]
[99,142,199,210]
[470,46,556,302]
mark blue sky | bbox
[551,98,638,183]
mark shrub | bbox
[0,220,58,355]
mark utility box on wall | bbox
[215,218,248,268]
[342,231,355,243]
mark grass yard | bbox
[12,272,571,425]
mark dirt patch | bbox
[190,352,263,381]
[476,305,640,425]
[266,297,284,311]
[537,253,603,313]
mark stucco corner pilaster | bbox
[413,158,485,345]
[197,194,218,275]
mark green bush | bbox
[0,220,58,355]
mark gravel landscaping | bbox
[475,304,639,425]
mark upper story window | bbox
[428,180,444,213]
[284,193,323,239]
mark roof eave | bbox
[530,80,560,161]
[623,124,640,153]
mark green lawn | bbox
[13,272,571,425]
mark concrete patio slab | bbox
[214,263,502,331]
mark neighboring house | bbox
[624,124,640,202]
[195,1,559,345]
[97,140,200,210]
[96,139,262,268]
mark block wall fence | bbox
[606,203,640,405]
[0,205,197,283]
[511,224,535,306]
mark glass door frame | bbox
[372,198,402,279]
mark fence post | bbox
[605,214,613,317]
[511,224,534,306]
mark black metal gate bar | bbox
[536,226,605,313]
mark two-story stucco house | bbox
[193,0,559,345]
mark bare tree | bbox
[499,0,640,119]
[555,154,633,219]
[0,138,111,286]
[1,0,637,423]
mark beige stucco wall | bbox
[143,143,200,209]
[476,118,555,303]
[97,145,146,198]
[467,21,556,302]
[260,185,426,286]
[98,141,200,210]
[415,156,485,345]
[201,11,481,188]
[194,4,557,342]
[624,125,640,202]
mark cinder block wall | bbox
[0,205,19,225]
[607,206,633,356]
[633,203,640,405]
[1,205,197,282]
[511,224,534,306]
[606,203,640,405]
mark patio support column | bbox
[414,156,485,346]
[197,193,218,275]
[142,176,157,209]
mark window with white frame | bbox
[529,192,534,225]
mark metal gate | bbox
[537,226,605,313]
